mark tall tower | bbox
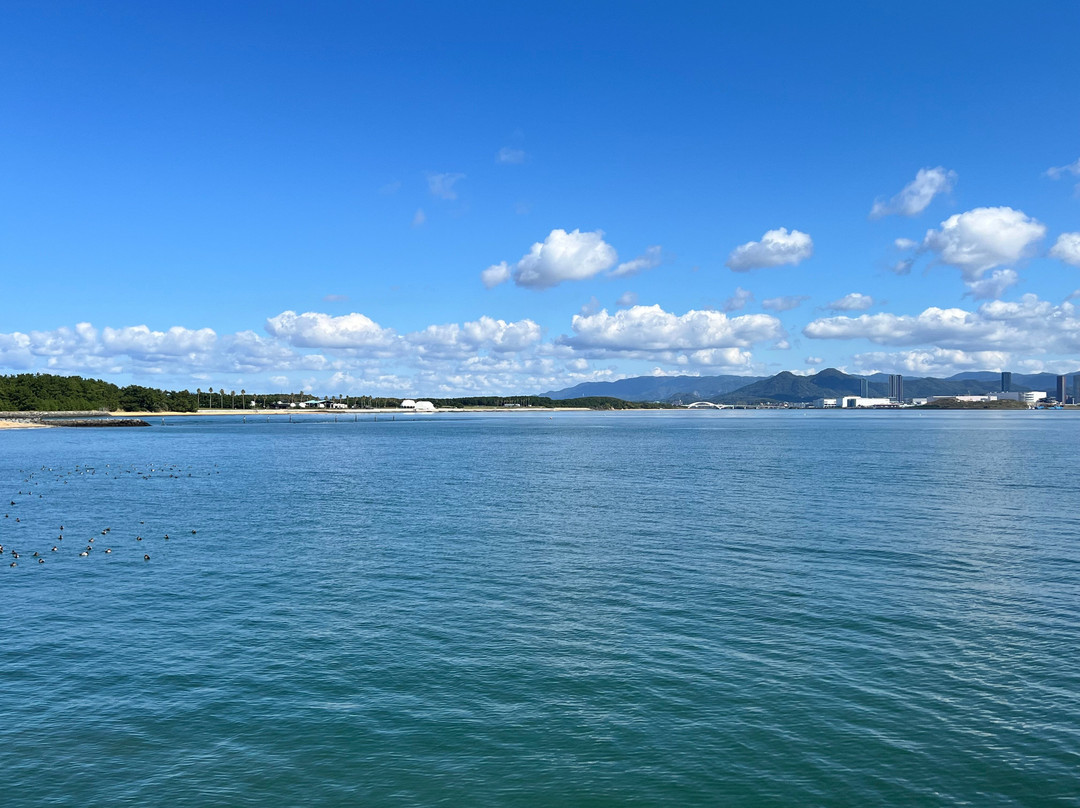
[860,378,869,397]
[1001,371,1012,392]
[1056,375,1067,403]
[1073,375,1079,405]
[889,374,904,402]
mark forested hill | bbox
[542,374,765,402]
[0,374,198,412]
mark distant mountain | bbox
[712,368,886,404]
[542,368,1080,406]
[712,368,1080,404]
[542,374,764,402]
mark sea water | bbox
[1,411,1077,806]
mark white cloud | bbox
[265,311,398,350]
[496,147,526,164]
[826,293,874,312]
[726,228,813,271]
[426,172,465,200]
[101,325,216,358]
[610,245,662,278]
[965,269,1019,300]
[852,348,1011,376]
[685,348,755,369]
[1050,232,1080,267]
[762,295,809,312]
[563,304,784,354]
[406,316,541,357]
[482,228,618,289]
[804,294,1080,355]
[480,262,512,289]
[412,208,426,228]
[1046,158,1080,180]
[805,356,823,365]
[894,237,919,250]
[921,206,1045,281]
[890,258,915,276]
[323,294,349,303]
[870,167,956,219]
[578,296,601,317]
[723,287,753,312]
[616,291,638,307]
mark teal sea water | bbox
[1,411,1078,806]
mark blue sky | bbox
[2,1,1079,395]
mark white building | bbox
[927,391,1046,406]
[414,400,436,412]
[839,396,895,408]
[400,399,416,409]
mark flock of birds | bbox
[0,462,214,570]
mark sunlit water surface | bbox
[1,411,1078,806]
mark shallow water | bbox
[1,411,1078,806]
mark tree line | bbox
[0,374,198,412]
[0,373,669,413]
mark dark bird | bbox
[143,554,150,561]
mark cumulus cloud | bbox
[762,295,809,312]
[406,316,541,357]
[101,325,216,358]
[1050,232,1080,267]
[805,356,823,365]
[726,228,813,271]
[723,287,754,312]
[870,167,956,219]
[482,228,618,289]
[496,147,526,164]
[894,238,919,250]
[265,311,398,350]
[616,291,638,307]
[826,293,874,312]
[610,245,663,278]
[965,269,1019,300]
[563,304,783,355]
[480,262,511,289]
[852,348,1011,376]
[804,294,1080,355]
[921,206,1045,280]
[427,172,465,200]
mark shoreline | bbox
[111,407,595,417]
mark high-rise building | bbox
[1056,375,1067,403]
[889,374,904,402]
[1073,375,1079,405]
[1001,371,1012,392]
[860,378,869,397]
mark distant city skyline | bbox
[2,2,1080,396]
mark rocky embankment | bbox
[0,411,150,427]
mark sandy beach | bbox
[0,419,51,430]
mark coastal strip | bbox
[0,411,150,428]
